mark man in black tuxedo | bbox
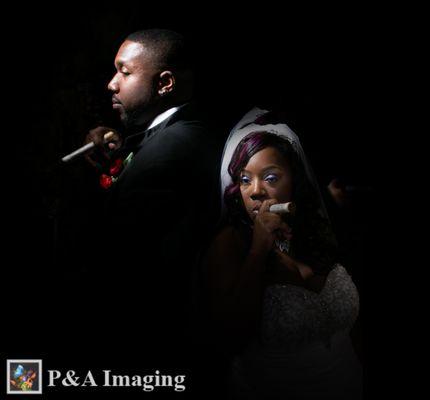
[82,30,222,373]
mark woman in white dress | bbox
[203,109,362,399]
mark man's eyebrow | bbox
[114,59,124,68]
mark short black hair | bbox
[126,29,191,71]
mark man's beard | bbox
[121,107,143,131]
[121,90,159,132]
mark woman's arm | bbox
[205,226,266,349]
[271,250,327,293]
[205,200,289,349]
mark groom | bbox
[82,29,222,366]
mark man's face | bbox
[108,40,160,128]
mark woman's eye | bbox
[265,174,278,183]
[122,70,130,76]
[240,176,250,184]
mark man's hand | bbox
[84,126,122,169]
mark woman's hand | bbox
[251,199,292,256]
[84,126,122,169]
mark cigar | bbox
[61,131,116,163]
[269,202,296,214]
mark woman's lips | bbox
[251,206,261,218]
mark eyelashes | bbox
[240,175,251,184]
[239,174,279,185]
[265,174,278,183]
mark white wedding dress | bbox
[221,108,363,399]
[231,265,362,399]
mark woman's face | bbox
[239,147,293,220]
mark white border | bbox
[6,359,42,395]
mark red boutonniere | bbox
[109,158,123,175]
[99,152,134,190]
[99,174,116,190]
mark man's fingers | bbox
[84,154,101,170]
[83,128,122,170]
[107,135,122,150]
[86,127,121,148]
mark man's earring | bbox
[159,89,167,96]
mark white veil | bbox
[220,107,329,219]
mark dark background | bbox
[2,3,375,397]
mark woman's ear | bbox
[158,71,175,96]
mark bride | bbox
[203,108,362,399]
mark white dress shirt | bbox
[147,105,184,130]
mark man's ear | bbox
[158,71,175,96]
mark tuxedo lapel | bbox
[138,116,172,146]
[112,103,193,178]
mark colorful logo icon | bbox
[7,360,42,394]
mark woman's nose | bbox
[250,179,266,200]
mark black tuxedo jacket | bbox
[90,104,222,355]
[107,104,220,259]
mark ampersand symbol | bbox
[62,371,80,387]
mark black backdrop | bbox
[2,3,373,398]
